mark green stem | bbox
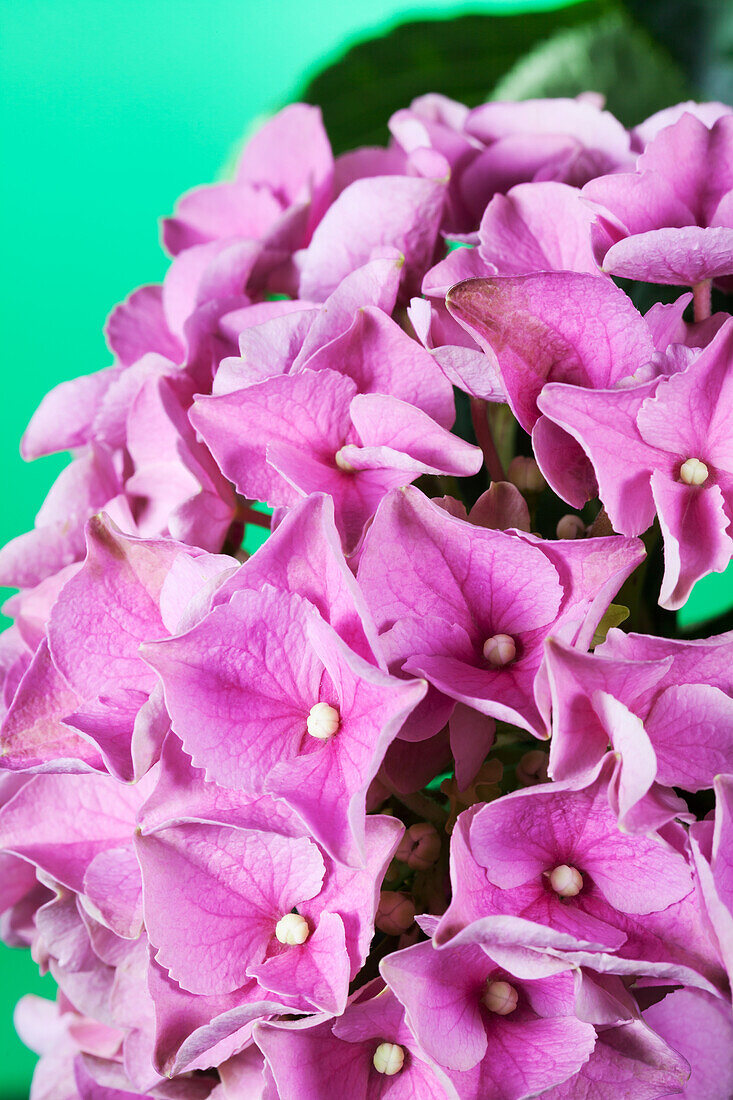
[383,780,449,831]
[470,398,505,483]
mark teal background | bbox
[0,0,730,1094]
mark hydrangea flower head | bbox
[3,90,733,1100]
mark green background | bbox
[0,0,730,1094]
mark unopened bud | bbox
[375,891,415,935]
[516,750,549,787]
[548,865,583,898]
[679,458,709,486]
[306,702,340,740]
[482,980,519,1015]
[483,634,516,667]
[556,514,586,540]
[396,822,441,871]
[373,1042,405,1076]
[274,913,310,945]
[507,456,546,494]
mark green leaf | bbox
[299,1,620,154]
[592,603,630,647]
[489,12,692,127]
[623,0,733,106]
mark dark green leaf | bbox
[489,12,692,126]
[623,0,733,105]
[299,1,620,154]
[592,603,630,647]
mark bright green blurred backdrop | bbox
[0,0,729,1094]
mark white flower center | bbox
[274,913,310,945]
[679,458,709,486]
[482,980,519,1015]
[306,702,340,740]
[549,864,583,898]
[335,447,355,472]
[373,1043,405,1076]
[483,634,516,667]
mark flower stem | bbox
[470,398,505,483]
[235,500,272,528]
[692,279,712,323]
[383,779,449,831]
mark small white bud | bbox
[483,633,516,667]
[549,864,583,898]
[482,980,519,1015]
[679,458,709,486]
[274,913,310,945]
[306,702,340,740]
[372,1042,405,1076]
[335,447,355,472]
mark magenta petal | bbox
[82,847,143,941]
[538,1020,689,1099]
[301,305,455,427]
[423,246,494,297]
[603,225,733,284]
[538,380,663,534]
[591,692,658,828]
[22,368,119,460]
[470,778,693,914]
[141,588,325,791]
[449,1015,596,1100]
[301,814,404,976]
[545,638,670,783]
[147,957,285,1078]
[162,181,283,255]
[299,174,447,300]
[651,471,733,610]
[249,912,349,1015]
[214,309,315,393]
[235,104,333,207]
[644,988,733,1100]
[191,368,356,507]
[0,773,144,892]
[637,321,733,464]
[645,683,733,789]
[477,182,600,276]
[345,393,481,476]
[214,493,382,665]
[136,824,325,995]
[105,285,182,367]
[408,652,545,736]
[446,273,655,431]
[266,612,426,863]
[0,640,99,773]
[532,415,598,511]
[47,515,180,703]
[295,253,404,362]
[256,1017,371,1100]
[381,939,488,1071]
[449,704,496,790]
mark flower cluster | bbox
[2,94,733,1099]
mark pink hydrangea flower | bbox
[4,88,733,1100]
[256,985,458,1098]
[358,486,643,738]
[545,630,733,794]
[585,111,733,293]
[538,318,733,607]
